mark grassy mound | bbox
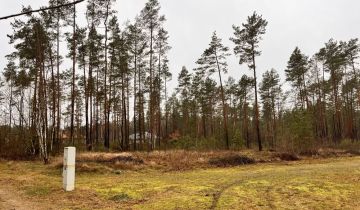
[208,155,256,167]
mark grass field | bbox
[0,152,360,209]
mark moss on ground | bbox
[0,157,359,209]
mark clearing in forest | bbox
[0,153,359,209]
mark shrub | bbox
[208,155,256,167]
[231,128,245,150]
[274,153,300,161]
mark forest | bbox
[0,0,359,164]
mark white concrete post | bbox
[63,147,76,191]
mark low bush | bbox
[274,152,300,161]
[337,139,360,151]
[208,155,256,167]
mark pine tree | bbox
[48,0,71,150]
[7,11,51,163]
[285,47,309,109]
[196,31,231,149]
[86,2,104,148]
[127,19,146,150]
[155,26,171,148]
[319,39,347,143]
[191,71,207,138]
[177,66,192,135]
[101,0,115,150]
[260,69,281,148]
[76,27,89,148]
[343,39,360,140]
[162,59,172,142]
[127,17,148,150]
[140,0,164,151]
[3,56,17,129]
[86,0,105,149]
[230,12,268,151]
[308,56,328,142]
[237,75,254,148]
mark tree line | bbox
[0,0,359,163]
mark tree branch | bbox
[0,0,85,20]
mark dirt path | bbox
[210,174,261,209]
[210,180,244,209]
[0,187,39,210]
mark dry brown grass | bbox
[300,147,360,158]
[52,150,282,172]
[49,148,360,173]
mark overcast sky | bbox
[0,0,359,93]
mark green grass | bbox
[0,157,360,209]
[24,185,52,196]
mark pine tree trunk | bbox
[252,45,262,151]
[138,64,143,150]
[104,1,110,150]
[157,48,162,149]
[95,60,99,146]
[133,49,137,151]
[9,81,13,130]
[244,101,250,149]
[84,56,90,151]
[70,2,77,146]
[89,61,93,150]
[164,74,168,149]
[215,52,230,149]
[121,68,127,150]
[149,25,154,152]
[56,9,61,153]
[49,45,56,153]
[126,74,130,150]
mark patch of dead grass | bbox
[47,148,360,173]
